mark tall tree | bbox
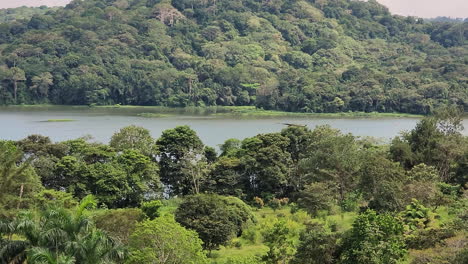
[7,67,26,102]
[300,126,362,204]
[157,126,204,196]
[109,125,157,157]
[240,133,292,199]
[30,72,53,98]
[0,141,42,212]
[175,194,252,253]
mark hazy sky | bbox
[377,0,467,18]
[0,0,467,18]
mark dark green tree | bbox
[157,125,204,196]
[175,194,252,253]
[292,223,338,264]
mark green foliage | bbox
[391,110,468,183]
[127,216,208,264]
[360,149,405,212]
[297,182,335,216]
[340,210,407,264]
[157,125,204,196]
[0,195,125,264]
[0,112,467,263]
[206,156,244,197]
[0,6,58,23]
[175,194,253,252]
[405,227,455,250]
[261,220,297,264]
[453,248,468,264]
[400,199,433,231]
[215,255,264,264]
[0,141,43,213]
[240,133,292,199]
[0,0,465,114]
[94,208,146,244]
[141,200,163,220]
[109,125,157,157]
[33,189,77,209]
[300,126,361,204]
[292,223,338,264]
[39,140,161,208]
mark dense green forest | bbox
[1,107,467,263]
[0,0,467,114]
[0,6,59,23]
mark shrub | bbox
[406,228,455,249]
[140,200,163,220]
[94,208,146,243]
[253,196,264,209]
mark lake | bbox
[1,106,467,147]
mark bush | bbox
[253,196,264,209]
[140,200,163,220]
[289,202,299,214]
[127,216,208,264]
[406,228,455,249]
[340,210,406,264]
[34,189,77,209]
[269,198,282,211]
[340,192,362,212]
[292,223,337,264]
[241,227,258,244]
[453,248,468,264]
[93,208,146,243]
[175,194,253,252]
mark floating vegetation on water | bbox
[137,113,173,118]
[41,119,75,122]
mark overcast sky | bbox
[0,0,467,18]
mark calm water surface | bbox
[1,106,467,147]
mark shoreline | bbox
[0,104,425,118]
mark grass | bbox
[208,205,358,263]
[41,119,75,122]
[210,106,423,118]
[209,244,269,263]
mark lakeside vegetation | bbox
[1,106,467,263]
[0,0,466,114]
[1,104,425,118]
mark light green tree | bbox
[110,125,157,157]
[127,216,208,264]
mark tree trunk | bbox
[13,80,17,103]
[16,183,24,210]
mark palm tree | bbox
[28,248,75,264]
[0,195,125,264]
[0,219,29,263]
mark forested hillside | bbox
[0,6,59,23]
[0,0,467,114]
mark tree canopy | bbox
[0,0,466,114]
